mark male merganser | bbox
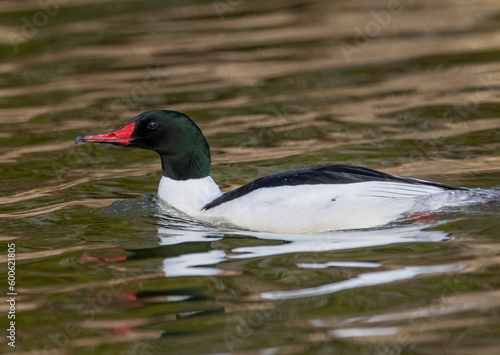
[75,110,466,233]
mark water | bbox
[1,0,500,354]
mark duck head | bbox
[75,110,211,180]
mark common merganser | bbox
[75,110,467,233]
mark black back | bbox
[203,164,464,210]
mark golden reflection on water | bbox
[1,1,498,177]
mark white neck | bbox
[158,176,222,217]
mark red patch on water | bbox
[113,326,132,336]
[79,249,127,264]
[411,211,438,223]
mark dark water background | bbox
[1,0,500,354]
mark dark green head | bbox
[75,110,211,180]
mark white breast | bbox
[158,176,222,218]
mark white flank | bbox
[157,176,456,233]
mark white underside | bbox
[157,176,458,233]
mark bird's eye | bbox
[147,121,158,130]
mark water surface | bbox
[1,0,500,354]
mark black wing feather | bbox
[203,164,464,210]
